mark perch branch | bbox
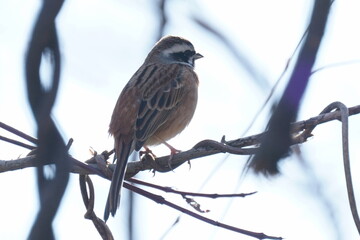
[1,102,359,239]
[1,103,360,177]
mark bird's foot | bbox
[164,142,181,171]
[139,146,157,159]
[163,141,181,155]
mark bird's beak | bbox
[194,53,203,60]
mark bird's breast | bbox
[145,79,198,146]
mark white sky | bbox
[1,0,360,239]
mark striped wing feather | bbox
[135,63,186,150]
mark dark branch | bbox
[124,182,283,240]
[248,0,332,175]
[2,103,359,179]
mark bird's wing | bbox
[134,63,188,150]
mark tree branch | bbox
[127,178,257,199]
[1,103,360,177]
[1,102,359,239]
[125,182,283,240]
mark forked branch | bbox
[1,102,359,239]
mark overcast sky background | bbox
[1,0,360,239]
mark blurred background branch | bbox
[248,0,333,175]
[24,0,69,239]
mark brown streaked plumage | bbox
[104,36,202,221]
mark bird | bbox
[104,36,203,221]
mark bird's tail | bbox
[104,139,133,221]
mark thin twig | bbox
[327,102,360,234]
[0,121,38,144]
[79,175,114,240]
[128,178,256,198]
[241,23,309,137]
[311,59,360,75]
[124,182,283,240]
[192,17,268,89]
[0,135,35,150]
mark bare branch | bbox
[1,102,359,239]
[79,175,114,240]
[1,103,360,178]
[123,182,283,240]
[0,121,37,145]
[128,178,257,199]
[328,103,360,234]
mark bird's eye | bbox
[169,49,196,66]
[184,50,195,57]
